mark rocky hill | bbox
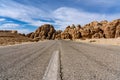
[27,19,120,41]
[0,30,33,45]
[27,24,56,41]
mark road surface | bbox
[0,40,120,80]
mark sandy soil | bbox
[74,38,120,46]
[0,42,36,48]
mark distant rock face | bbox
[104,19,120,38]
[27,24,56,40]
[11,30,18,34]
[53,30,62,40]
[0,30,33,45]
[60,25,82,40]
[61,32,72,39]
[79,21,100,39]
[115,24,120,38]
[27,19,120,41]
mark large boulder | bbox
[53,30,62,40]
[104,19,120,38]
[61,32,72,39]
[115,25,120,38]
[80,28,91,38]
[115,19,120,38]
[92,32,104,38]
[79,20,107,39]
[27,24,56,40]
[62,25,82,39]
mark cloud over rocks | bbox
[52,7,120,30]
[0,0,120,33]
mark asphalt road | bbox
[60,40,120,80]
[0,40,120,80]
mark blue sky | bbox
[0,0,120,33]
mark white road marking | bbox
[43,50,61,80]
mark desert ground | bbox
[74,38,120,46]
[0,30,33,46]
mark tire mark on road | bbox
[70,45,120,79]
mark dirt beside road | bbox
[74,38,120,46]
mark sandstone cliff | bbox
[27,19,120,40]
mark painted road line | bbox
[43,50,61,80]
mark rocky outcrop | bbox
[0,30,33,45]
[115,24,120,38]
[11,30,18,34]
[27,19,120,41]
[52,30,62,40]
[61,25,82,40]
[27,24,56,41]
[103,19,120,38]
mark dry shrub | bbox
[89,40,96,43]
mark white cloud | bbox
[52,7,120,30]
[30,21,54,27]
[0,0,120,33]
[0,23,20,29]
[0,0,48,25]
[0,18,6,22]
[0,23,31,34]
[17,29,31,34]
